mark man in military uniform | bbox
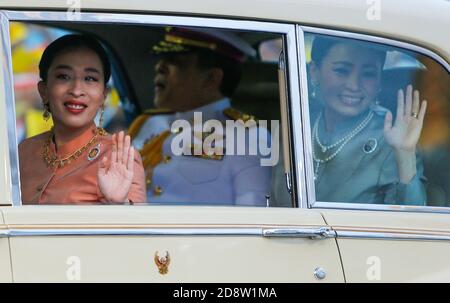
[128,27,271,206]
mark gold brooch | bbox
[363,138,378,154]
[154,251,170,275]
[87,144,101,161]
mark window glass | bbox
[11,21,289,207]
[303,32,450,207]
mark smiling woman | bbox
[306,34,428,205]
[18,35,147,204]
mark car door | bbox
[321,209,450,282]
[1,206,344,282]
[0,10,344,283]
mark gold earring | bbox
[43,102,50,121]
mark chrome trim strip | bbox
[313,202,450,214]
[7,228,263,237]
[295,25,315,209]
[300,25,450,73]
[336,230,450,242]
[263,227,336,239]
[3,227,332,238]
[0,229,9,238]
[0,12,21,206]
[286,24,305,208]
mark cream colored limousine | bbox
[0,0,449,282]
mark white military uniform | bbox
[132,98,271,206]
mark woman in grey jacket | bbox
[273,36,427,206]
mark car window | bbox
[302,32,450,207]
[8,19,292,207]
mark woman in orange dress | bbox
[19,34,147,204]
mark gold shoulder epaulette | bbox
[127,108,173,139]
[223,107,258,123]
[143,108,174,115]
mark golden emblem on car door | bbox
[154,251,171,275]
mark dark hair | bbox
[39,34,111,84]
[311,35,387,67]
[193,48,242,97]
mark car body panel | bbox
[336,239,450,282]
[1,206,344,282]
[321,210,450,282]
[0,0,448,60]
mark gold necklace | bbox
[42,127,106,168]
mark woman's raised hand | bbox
[383,85,427,152]
[98,131,135,203]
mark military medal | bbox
[363,138,378,154]
[87,144,101,161]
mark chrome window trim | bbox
[295,25,315,210]
[313,202,450,214]
[3,10,293,34]
[1,10,301,207]
[1,227,449,242]
[296,24,450,214]
[287,26,306,208]
[0,11,21,206]
[300,25,450,72]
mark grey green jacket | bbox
[272,105,426,206]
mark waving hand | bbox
[98,131,135,203]
[383,85,427,152]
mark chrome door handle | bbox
[262,227,336,239]
[0,230,9,238]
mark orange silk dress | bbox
[19,127,147,204]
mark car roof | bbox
[1,0,449,61]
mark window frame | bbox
[297,24,450,214]
[0,12,18,206]
[0,10,303,208]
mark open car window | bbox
[8,19,294,207]
[11,22,127,141]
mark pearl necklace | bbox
[312,111,373,180]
